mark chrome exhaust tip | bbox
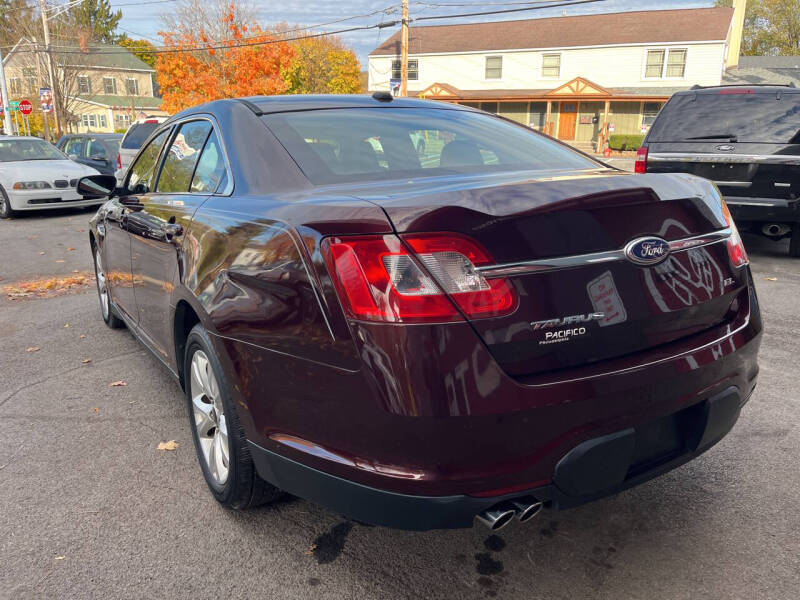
[476,503,517,531]
[509,497,543,523]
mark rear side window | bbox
[157,121,212,193]
[648,92,800,144]
[191,131,227,193]
[62,138,84,157]
[121,122,159,149]
[86,138,107,159]
[127,130,169,194]
[263,107,598,185]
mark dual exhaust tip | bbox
[475,497,543,531]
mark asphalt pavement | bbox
[1,209,798,600]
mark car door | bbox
[84,137,113,175]
[126,119,227,363]
[104,129,170,322]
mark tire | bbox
[0,185,16,219]
[92,246,125,328]
[184,323,282,509]
[790,224,800,258]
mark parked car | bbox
[116,116,168,183]
[77,95,761,531]
[56,133,122,176]
[0,136,102,218]
[637,84,800,256]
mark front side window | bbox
[191,131,227,193]
[542,54,561,78]
[127,129,169,194]
[103,77,117,94]
[263,107,598,185]
[126,78,139,95]
[645,48,686,78]
[485,56,502,79]
[63,138,84,157]
[391,59,419,80]
[87,138,107,159]
[77,76,90,94]
[157,120,213,193]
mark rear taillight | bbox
[322,233,516,323]
[721,200,748,267]
[634,146,648,173]
[116,152,121,170]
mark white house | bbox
[369,4,747,149]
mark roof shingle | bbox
[370,7,734,56]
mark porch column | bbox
[596,99,610,153]
[545,100,552,136]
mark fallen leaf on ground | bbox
[80,334,86,339]
[305,544,317,556]
[26,346,40,353]
[3,273,93,300]
[82,358,92,364]
[54,556,66,560]
[67,247,76,251]
[109,380,127,387]
[39,251,45,255]
[64,323,69,328]
[157,440,179,451]
[765,277,778,281]
[93,407,99,413]
[55,260,65,263]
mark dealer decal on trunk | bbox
[530,312,605,345]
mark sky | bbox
[116,0,717,64]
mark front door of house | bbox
[557,102,578,140]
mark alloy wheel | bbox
[190,350,229,485]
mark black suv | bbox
[56,133,122,176]
[638,85,800,256]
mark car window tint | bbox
[157,121,213,193]
[263,107,598,184]
[127,130,169,194]
[648,92,800,144]
[87,139,107,159]
[190,130,227,193]
[121,122,159,149]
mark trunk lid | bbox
[349,169,743,377]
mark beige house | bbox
[369,4,749,151]
[3,38,167,134]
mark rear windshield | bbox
[121,122,159,149]
[648,91,800,144]
[263,107,598,184]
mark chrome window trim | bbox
[476,227,732,278]
[648,153,800,165]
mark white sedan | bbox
[0,136,104,219]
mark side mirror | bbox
[77,174,118,198]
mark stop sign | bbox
[19,100,33,115]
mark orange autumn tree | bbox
[281,33,363,95]
[156,6,294,113]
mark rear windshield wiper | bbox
[684,134,738,142]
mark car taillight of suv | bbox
[635,146,648,173]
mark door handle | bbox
[162,222,184,241]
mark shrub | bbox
[608,134,645,151]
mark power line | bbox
[413,0,606,22]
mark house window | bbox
[77,75,91,94]
[99,115,108,128]
[645,48,687,78]
[103,77,117,94]
[82,114,98,128]
[485,56,502,79]
[27,78,37,94]
[115,113,131,128]
[126,78,139,95]
[9,78,21,95]
[542,54,561,78]
[391,59,418,80]
[642,102,662,127]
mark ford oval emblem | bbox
[624,237,671,266]
[716,144,735,152]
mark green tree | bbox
[69,0,122,45]
[717,0,800,56]
[282,34,363,94]
[119,37,157,68]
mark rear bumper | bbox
[725,196,800,223]
[249,386,752,530]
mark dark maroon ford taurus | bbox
[78,95,762,531]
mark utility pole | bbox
[34,40,51,141]
[39,0,62,136]
[0,46,11,134]
[400,0,409,97]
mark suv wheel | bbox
[93,247,125,328]
[0,186,15,219]
[184,324,282,509]
[790,224,800,258]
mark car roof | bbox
[674,84,800,96]
[61,133,122,138]
[0,136,48,141]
